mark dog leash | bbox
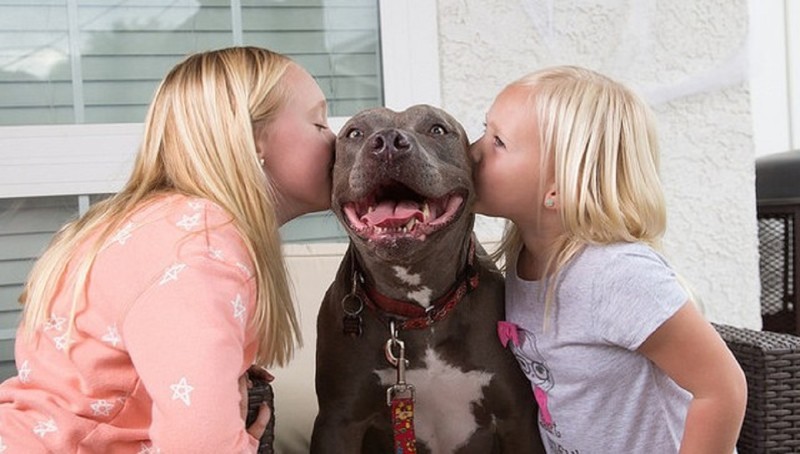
[385,320,417,453]
[339,237,479,452]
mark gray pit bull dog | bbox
[311,105,544,453]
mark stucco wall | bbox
[437,0,761,328]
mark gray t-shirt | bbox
[505,242,691,453]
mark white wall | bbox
[437,0,761,328]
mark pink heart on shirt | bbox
[497,321,520,348]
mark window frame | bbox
[750,0,800,156]
[0,0,441,199]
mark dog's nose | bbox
[370,129,411,158]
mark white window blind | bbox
[0,196,82,378]
[0,0,383,125]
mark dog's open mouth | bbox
[342,182,465,241]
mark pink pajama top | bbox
[0,194,261,453]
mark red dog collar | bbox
[356,236,479,331]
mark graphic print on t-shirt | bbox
[498,321,554,425]
[498,321,581,453]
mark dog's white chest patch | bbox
[375,348,493,454]
[393,266,421,286]
[392,266,433,307]
[407,287,433,307]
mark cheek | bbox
[311,135,334,176]
[468,140,484,164]
[475,151,507,182]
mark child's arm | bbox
[123,250,260,453]
[638,302,747,454]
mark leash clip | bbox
[385,321,415,405]
[385,324,418,453]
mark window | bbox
[750,0,800,156]
[0,0,383,125]
[0,0,441,377]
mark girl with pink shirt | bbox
[0,46,335,453]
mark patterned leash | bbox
[385,321,417,453]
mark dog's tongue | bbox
[360,200,422,227]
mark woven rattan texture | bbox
[758,215,794,316]
[714,324,800,453]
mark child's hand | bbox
[239,366,274,440]
[245,398,271,440]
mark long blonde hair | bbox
[20,46,301,368]
[495,65,666,319]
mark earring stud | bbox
[259,158,265,167]
[544,198,555,208]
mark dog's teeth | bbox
[405,218,416,231]
[422,203,430,222]
[368,206,375,213]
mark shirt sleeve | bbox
[590,245,690,350]
[121,239,259,453]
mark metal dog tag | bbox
[341,293,364,338]
[342,313,363,337]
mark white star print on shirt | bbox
[187,200,203,211]
[231,294,246,324]
[138,442,162,454]
[136,443,161,454]
[170,377,194,406]
[43,313,66,332]
[102,325,122,347]
[176,213,201,231]
[90,399,114,417]
[235,262,251,278]
[53,333,73,352]
[0,436,7,452]
[18,360,31,383]
[159,263,187,285]
[110,222,135,245]
[209,247,224,261]
[33,418,58,438]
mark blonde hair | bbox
[495,65,666,319]
[20,46,301,368]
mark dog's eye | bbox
[430,124,447,135]
[346,128,363,139]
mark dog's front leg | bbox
[311,363,388,453]
[312,283,388,453]
[310,407,371,453]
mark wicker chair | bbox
[714,323,800,453]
